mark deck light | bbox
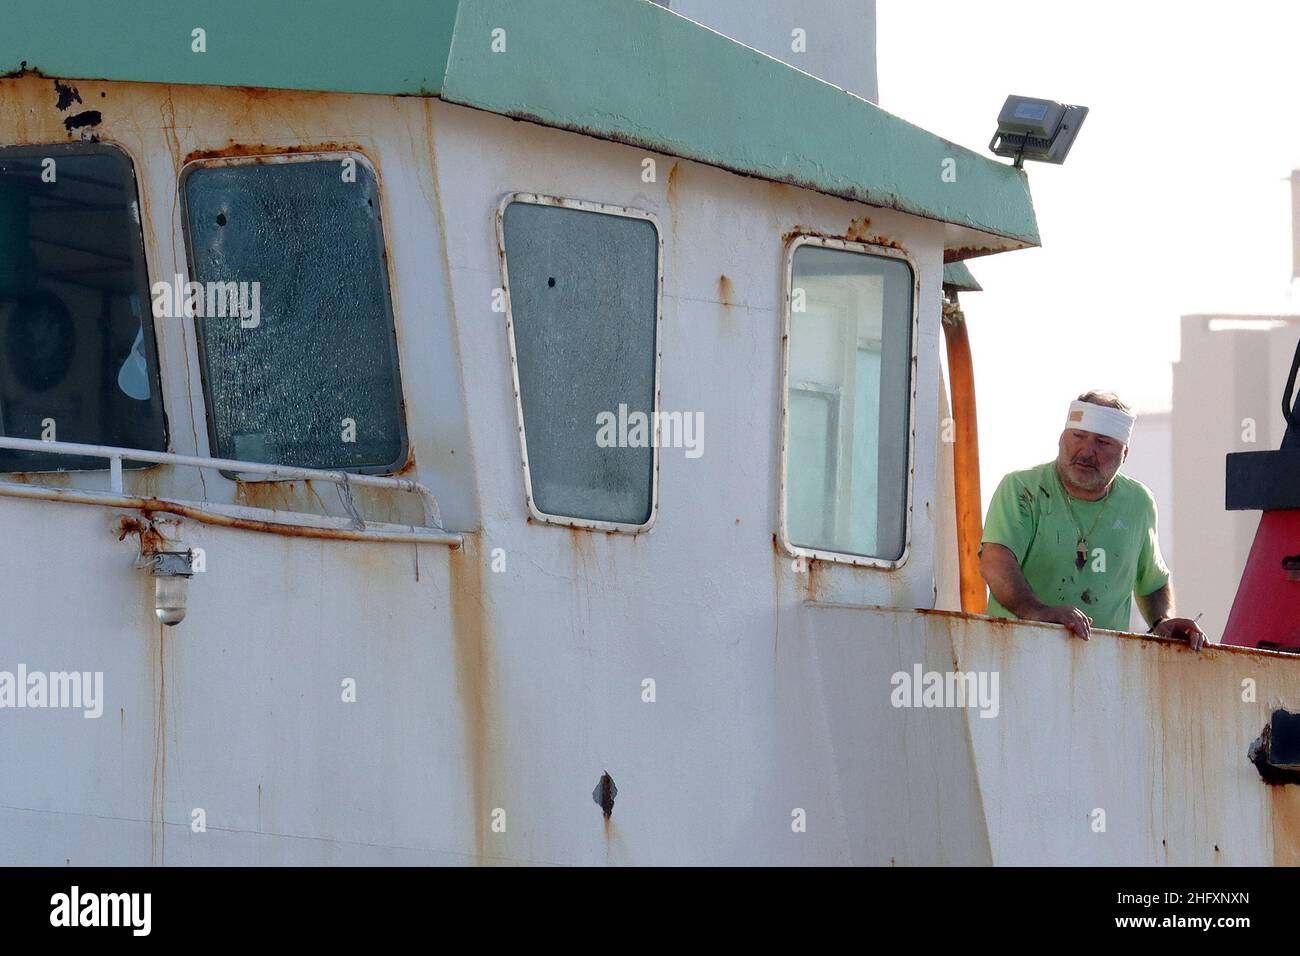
[989,95,1088,168]
[139,549,198,626]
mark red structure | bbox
[1222,342,1300,650]
[1223,510,1300,649]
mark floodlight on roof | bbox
[989,95,1088,168]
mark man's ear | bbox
[1122,445,1129,463]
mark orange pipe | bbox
[942,297,987,613]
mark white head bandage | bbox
[1065,400,1135,445]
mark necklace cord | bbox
[1056,464,1112,556]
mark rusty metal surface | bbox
[0,75,958,864]
[0,435,445,529]
[3,74,1276,868]
[942,610,1300,865]
[0,482,463,544]
[0,73,481,534]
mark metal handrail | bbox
[1284,337,1300,441]
[0,435,448,535]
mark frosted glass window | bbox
[501,200,658,526]
[0,143,167,471]
[786,244,912,560]
[182,157,406,472]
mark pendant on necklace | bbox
[1076,538,1088,570]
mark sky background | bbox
[877,0,1300,509]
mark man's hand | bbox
[980,544,1093,640]
[1154,617,1211,652]
[1027,604,1092,640]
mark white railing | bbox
[0,436,462,546]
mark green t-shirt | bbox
[979,461,1170,631]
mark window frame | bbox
[777,234,919,570]
[0,140,170,473]
[495,192,664,534]
[177,149,409,478]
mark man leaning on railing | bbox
[978,390,1210,649]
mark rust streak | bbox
[804,558,824,602]
[182,140,366,166]
[566,524,595,566]
[235,478,296,515]
[845,216,872,242]
[865,234,904,251]
[159,86,211,501]
[125,465,164,501]
[665,160,682,235]
[783,220,906,255]
[944,246,1005,264]
[666,160,682,204]
[149,621,167,866]
[448,534,492,864]
[112,493,455,543]
[718,274,734,309]
[1271,785,1300,866]
[783,223,815,244]
[3,472,73,488]
[236,479,298,513]
[772,533,784,663]
[116,514,171,554]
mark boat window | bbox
[180,154,407,473]
[498,195,661,530]
[783,239,914,564]
[0,143,167,471]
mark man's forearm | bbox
[992,574,1050,619]
[980,545,1050,619]
[979,543,1093,639]
[1137,581,1174,626]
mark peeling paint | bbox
[62,109,101,131]
[53,79,80,110]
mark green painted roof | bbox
[3,0,458,96]
[2,0,1038,252]
[942,262,983,293]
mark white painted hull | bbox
[0,77,1294,865]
